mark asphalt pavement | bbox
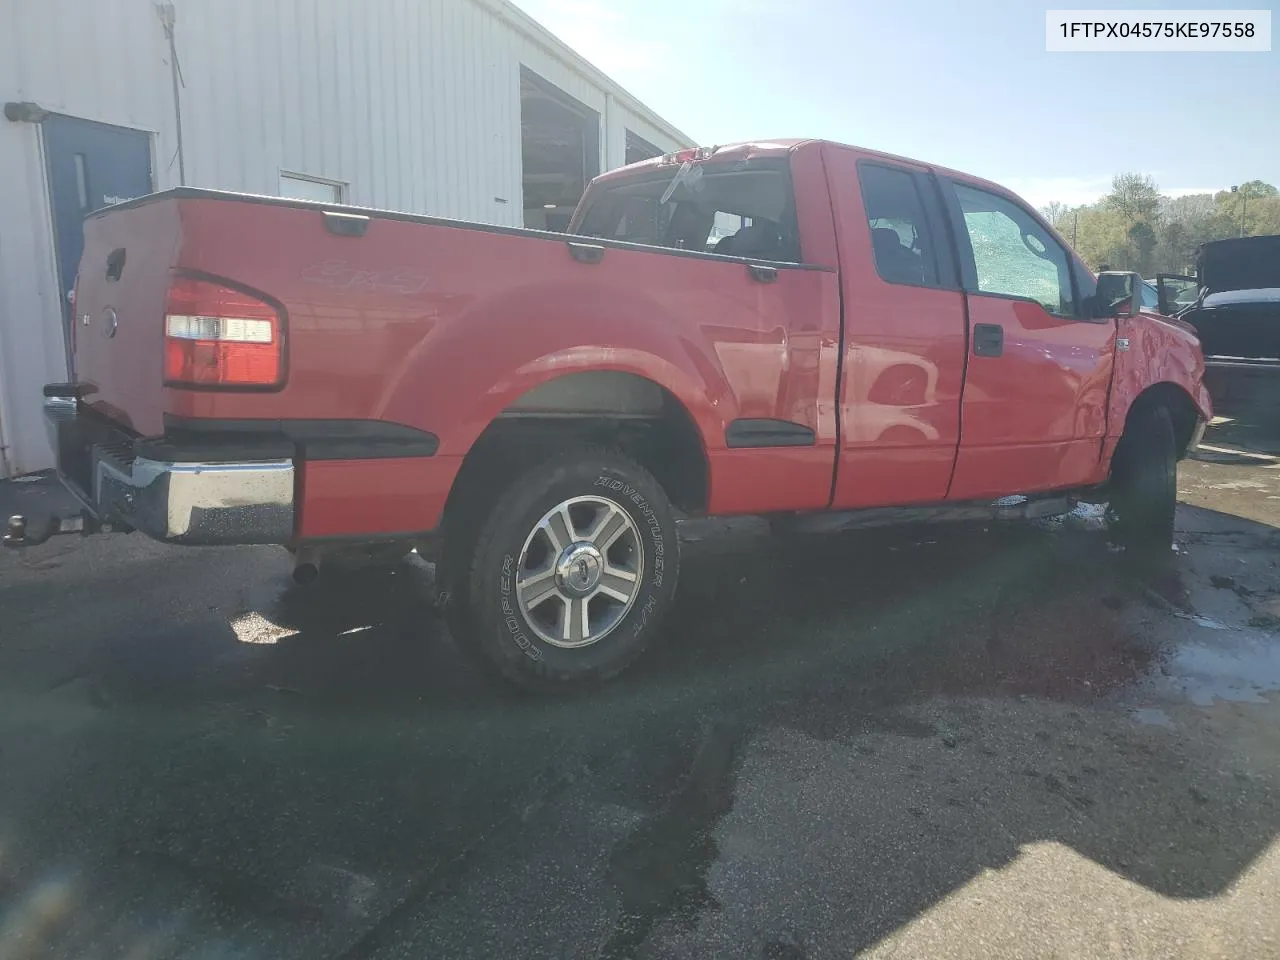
[1,416,1279,959]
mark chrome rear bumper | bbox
[44,396,295,545]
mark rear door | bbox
[824,149,968,509]
[574,152,842,515]
[942,179,1115,500]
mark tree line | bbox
[1040,175,1280,277]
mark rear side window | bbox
[952,183,1077,318]
[576,159,801,263]
[858,164,942,287]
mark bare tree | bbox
[1039,200,1069,227]
[1165,193,1215,226]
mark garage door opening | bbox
[626,131,662,166]
[520,68,600,231]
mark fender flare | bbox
[1114,380,1209,429]
[1105,380,1207,463]
[444,348,726,455]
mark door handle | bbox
[567,241,605,264]
[746,263,778,284]
[973,323,1003,357]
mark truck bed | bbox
[66,186,839,539]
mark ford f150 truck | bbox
[13,139,1211,690]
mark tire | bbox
[1107,404,1177,553]
[453,448,680,692]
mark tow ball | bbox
[4,512,115,548]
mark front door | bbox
[42,115,153,368]
[943,180,1116,500]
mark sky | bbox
[512,0,1278,209]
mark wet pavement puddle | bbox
[1150,634,1280,707]
[1131,706,1177,729]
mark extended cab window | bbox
[576,159,801,263]
[858,164,940,287]
[952,184,1076,317]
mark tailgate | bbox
[72,198,182,436]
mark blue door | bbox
[42,115,152,364]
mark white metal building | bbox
[0,0,691,478]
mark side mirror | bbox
[1095,271,1142,318]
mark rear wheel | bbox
[1107,404,1177,553]
[449,449,680,691]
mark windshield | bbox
[575,158,802,262]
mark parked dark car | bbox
[1162,235,1280,413]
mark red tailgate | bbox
[73,199,182,435]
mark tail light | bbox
[163,276,283,387]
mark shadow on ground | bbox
[1,485,1278,957]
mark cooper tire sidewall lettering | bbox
[498,554,543,662]
[595,475,665,588]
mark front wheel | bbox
[1107,404,1177,553]
[455,449,680,691]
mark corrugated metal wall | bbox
[0,0,690,476]
[0,0,175,478]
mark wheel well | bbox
[1124,382,1199,458]
[444,373,709,530]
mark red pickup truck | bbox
[21,139,1211,690]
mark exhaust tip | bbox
[292,562,320,585]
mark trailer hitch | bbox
[4,511,118,548]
